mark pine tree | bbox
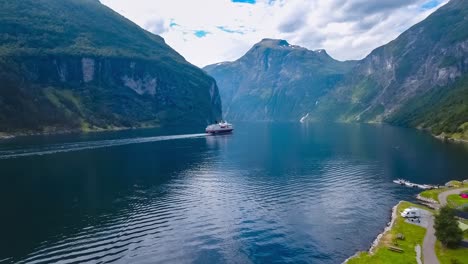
[434,206,463,248]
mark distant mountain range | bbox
[205,0,468,140]
[204,39,356,121]
[0,0,222,136]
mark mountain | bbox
[312,0,468,140]
[0,0,222,136]
[204,39,356,121]
[206,0,468,140]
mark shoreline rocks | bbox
[369,201,401,254]
[343,201,402,263]
[416,194,439,209]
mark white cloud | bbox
[101,0,447,67]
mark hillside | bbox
[206,0,468,140]
[204,39,356,121]
[312,0,468,139]
[0,0,222,136]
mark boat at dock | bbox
[393,179,437,190]
[206,121,234,134]
[393,179,407,185]
[418,184,434,190]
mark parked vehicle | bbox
[401,208,421,218]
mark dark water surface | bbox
[1,123,467,264]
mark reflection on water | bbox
[0,123,467,263]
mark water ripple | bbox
[2,123,461,264]
[0,133,207,159]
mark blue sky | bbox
[102,0,447,67]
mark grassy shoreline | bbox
[346,201,427,264]
[414,186,468,264]
[347,185,468,264]
[418,183,468,204]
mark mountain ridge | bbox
[204,39,357,121]
[206,0,468,140]
[0,0,222,136]
[312,0,468,139]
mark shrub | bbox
[434,206,463,248]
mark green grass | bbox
[447,194,468,208]
[446,181,465,188]
[347,201,427,264]
[462,219,468,239]
[419,188,449,202]
[435,241,468,264]
[419,185,468,203]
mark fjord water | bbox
[1,123,467,264]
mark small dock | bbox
[393,179,438,190]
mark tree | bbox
[434,206,463,248]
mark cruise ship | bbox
[206,121,234,134]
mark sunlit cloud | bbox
[101,0,447,67]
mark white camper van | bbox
[400,208,421,218]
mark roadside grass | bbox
[447,194,468,208]
[347,201,426,264]
[460,219,468,239]
[433,195,468,264]
[419,186,468,203]
[435,241,468,264]
[419,188,448,202]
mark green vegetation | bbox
[0,0,182,62]
[435,241,468,264]
[461,219,468,239]
[204,39,356,121]
[419,188,448,202]
[446,181,466,188]
[351,79,378,104]
[206,0,468,137]
[419,185,468,208]
[0,0,222,135]
[303,0,468,138]
[347,202,426,264]
[387,76,468,141]
[435,206,463,248]
[447,194,468,208]
[418,187,468,263]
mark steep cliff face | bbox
[0,0,222,134]
[204,39,356,121]
[312,0,468,138]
